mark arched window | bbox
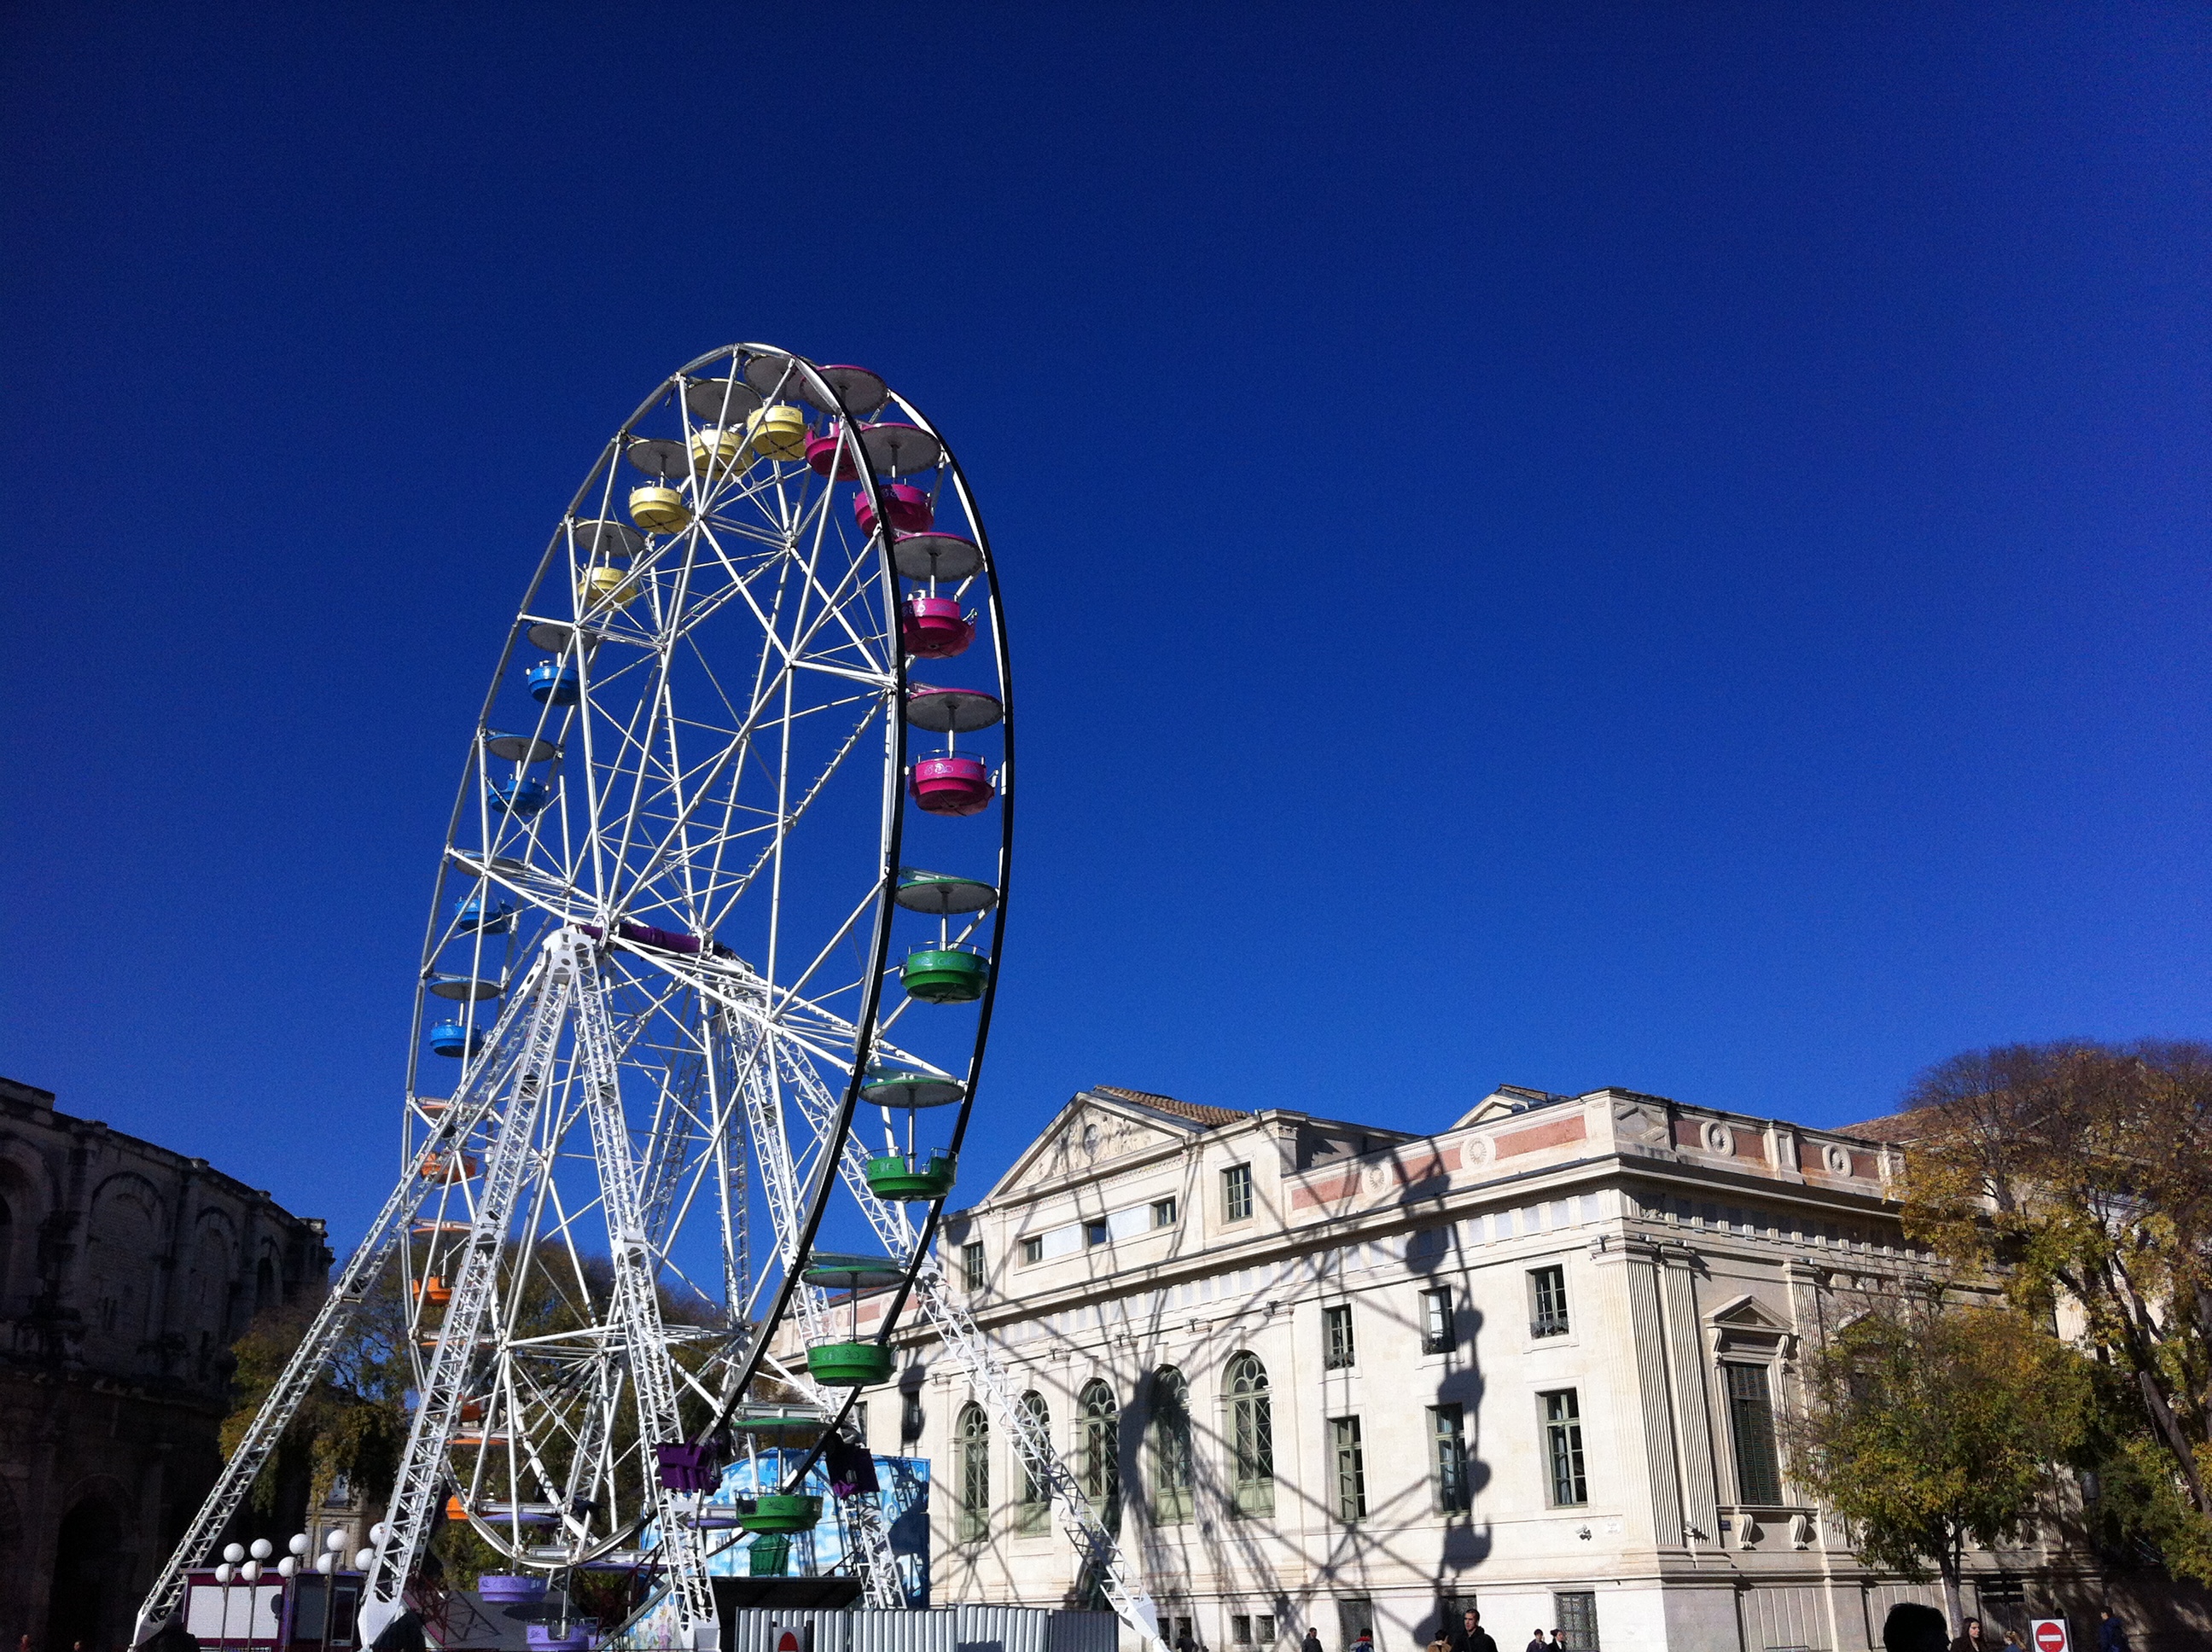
[0,1195,13,1305]
[957,1402,989,1543]
[1016,1391,1052,1533]
[1226,1351,1274,1516]
[255,1256,277,1316]
[1080,1378,1121,1525]
[1150,1367,1193,1524]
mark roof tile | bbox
[1090,1085,1247,1129]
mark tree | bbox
[1787,1294,2090,1628]
[222,1261,410,1529]
[1894,1039,2212,1576]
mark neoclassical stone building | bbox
[0,1076,331,1648]
[868,1082,2203,1652]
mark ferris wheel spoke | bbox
[594,672,817,925]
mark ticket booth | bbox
[181,1568,365,1650]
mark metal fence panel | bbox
[725,1606,858,1652]
[849,1609,960,1652]
[951,1603,1051,1652]
[1045,1611,1121,1652]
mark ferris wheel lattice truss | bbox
[131,346,1165,1651]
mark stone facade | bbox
[870,1083,2208,1652]
[0,1077,331,1648]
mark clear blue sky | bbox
[4,5,2208,1248]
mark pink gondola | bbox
[911,753,995,816]
[901,595,975,659]
[853,484,934,537]
[805,431,862,480]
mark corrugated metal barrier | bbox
[613,1597,1117,1652]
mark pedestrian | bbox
[1176,1628,1196,1652]
[1949,1616,1992,1652]
[1524,1632,1548,1652]
[1447,1610,1495,1652]
[1301,1630,1322,1652]
[2000,1633,2022,1650]
[1882,1605,1948,1652]
[141,1617,201,1652]
[2098,1608,2130,1652]
[1351,1628,1373,1652]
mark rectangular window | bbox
[1336,1597,1374,1652]
[1220,1159,1256,1229]
[1153,1196,1179,1228]
[329,1587,359,1648]
[1085,1219,1109,1247]
[1420,1286,1454,1353]
[1542,1388,1588,1506]
[1324,1304,1356,1370]
[1223,1162,1254,1222]
[1429,1403,1470,1513]
[1529,1264,1570,1337]
[1232,1617,1252,1644]
[1330,1416,1367,1521]
[1256,1619,1275,1643]
[853,1401,868,1443]
[900,1390,925,1445]
[1724,1362,1783,1504]
[1553,1591,1599,1650]
[962,1241,986,1291]
[1021,1235,1043,1265]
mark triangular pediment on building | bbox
[977,1085,1245,1205]
[1453,1084,1573,1128]
[1706,1293,1794,1352]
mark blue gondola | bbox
[489,776,551,817]
[455,893,515,934]
[527,660,580,706]
[428,1020,486,1058]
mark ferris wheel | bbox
[384,346,1012,1630]
[132,346,1011,1648]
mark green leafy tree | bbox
[224,1236,731,1603]
[1894,1039,2212,1576]
[222,1264,410,1525]
[1787,1295,2091,1629]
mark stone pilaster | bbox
[1659,1243,1721,1544]
[1595,1235,1685,1547]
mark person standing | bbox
[1523,1633,1548,1652]
[1300,1630,1322,1652]
[1447,1610,1495,1652]
[2098,1608,2130,1652]
[1949,1617,1992,1652]
[1882,1606,1948,1652]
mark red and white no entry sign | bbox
[2029,1620,2069,1652]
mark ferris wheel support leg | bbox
[129,945,564,1646]
[359,934,581,1641]
[573,946,720,1644]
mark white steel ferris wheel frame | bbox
[133,346,1022,1647]
[382,346,1016,1639]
